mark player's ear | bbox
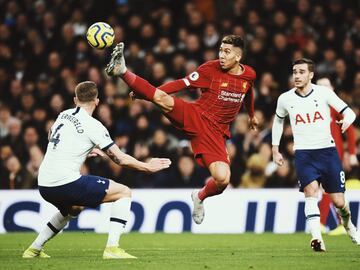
[309,71,314,80]
[235,48,242,62]
[74,97,78,106]
[95,98,99,106]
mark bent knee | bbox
[114,183,132,200]
[122,185,132,198]
[303,181,319,197]
[211,163,231,187]
[68,206,84,216]
[213,173,230,186]
[331,195,345,208]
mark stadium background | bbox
[0,0,360,225]
[0,0,359,190]
[1,2,360,268]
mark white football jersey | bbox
[276,84,348,150]
[38,107,114,187]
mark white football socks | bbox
[305,197,322,240]
[31,212,71,250]
[106,197,131,247]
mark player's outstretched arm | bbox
[244,88,258,130]
[129,79,187,100]
[158,79,187,94]
[244,87,254,116]
[105,144,171,173]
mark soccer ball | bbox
[86,22,114,49]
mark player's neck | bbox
[78,105,95,116]
[295,82,312,96]
[227,63,244,75]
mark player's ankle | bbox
[122,70,136,84]
[120,67,127,76]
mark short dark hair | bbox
[75,81,98,103]
[292,58,315,72]
[221,35,245,50]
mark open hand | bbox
[146,158,171,173]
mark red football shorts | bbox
[164,97,230,168]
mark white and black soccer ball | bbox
[86,22,114,49]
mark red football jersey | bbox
[184,60,256,137]
[330,107,356,159]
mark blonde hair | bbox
[75,81,98,102]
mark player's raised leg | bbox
[330,192,360,245]
[102,180,136,259]
[303,181,326,252]
[192,161,230,224]
[105,42,175,113]
[22,206,82,258]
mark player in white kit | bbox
[272,58,359,251]
[22,81,171,259]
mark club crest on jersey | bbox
[189,72,199,81]
[295,111,324,125]
[220,82,228,88]
[242,81,247,90]
[103,131,110,138]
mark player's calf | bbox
[304,197,324,250]
[336,202,360,245]
[105,183,132,248]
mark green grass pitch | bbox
[0,232,359,270]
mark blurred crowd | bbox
[0,0,359,189]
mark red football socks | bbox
[319,192,332,225]
[198,178,226,201]
[122,71,156,101]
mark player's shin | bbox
[336,200,356,231]
[31,212,72,250]
[122,71,156,101]
[305,197,322,241]
[319,193,332,226]
[336,200,360,244]
[106,197,131,247]
[198,178,227,201]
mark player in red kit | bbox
[316,78,358,235]
[106,35,258,224]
